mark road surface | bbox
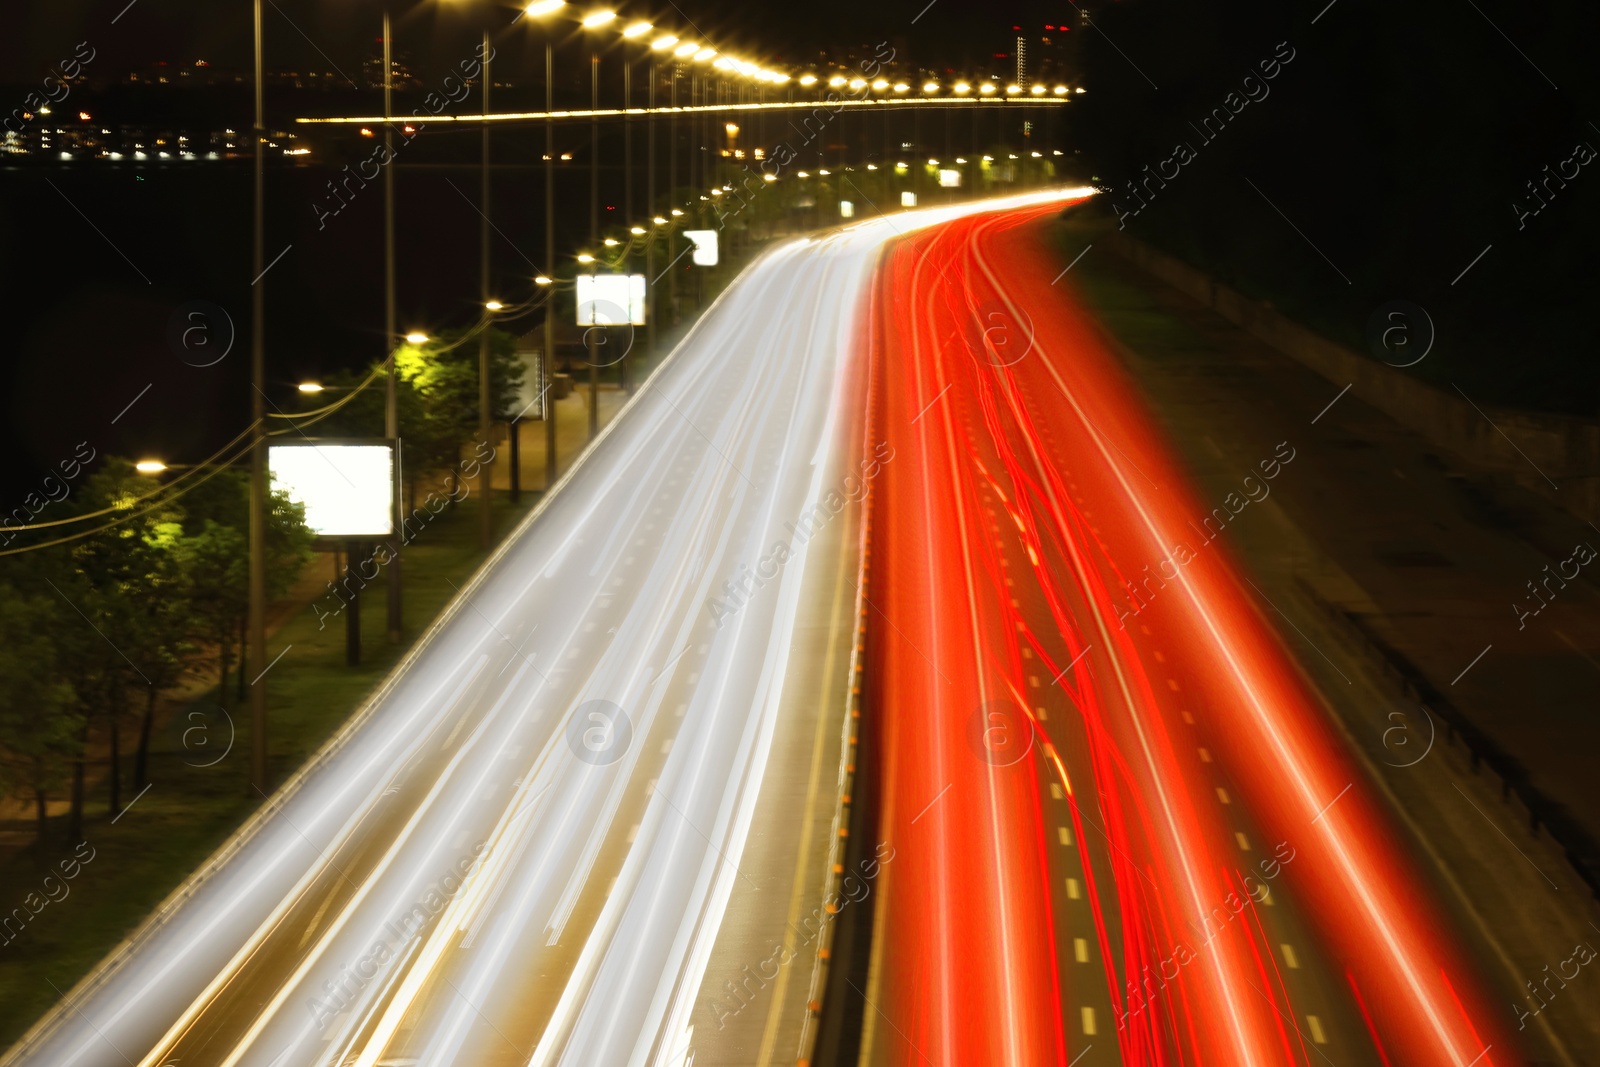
[1,189,1089,1067]
[859,203,1516,1066]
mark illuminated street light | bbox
[1076,87,1087,93]
[762,173,777,182]
[297,382,325,394]
[1006,84,1021,95]
[134,460,169,474]
[670,208,684,216]
[630,225,646,234]
[580,9,616,28]
[404,331,429,344]
[797,170,809,178]
[693,47,716,62]
[1031,84,1046,95]
[980,83,996,94]
[525,0,566,14]
[621,20,652,38]
[604,236,620,246]
[484,300,505,311]
[848,78,866,90]
[872,78,889,91]
[893,82,909,92]
[799,73,818,86]
[953,81,971,94]
[923,81,939,93]
[674,42,699,57]
[653,215,668,224]
[651,34,679,51]
[535,275,553,285]
[1054,85,1069,95]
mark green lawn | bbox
[0,490,538,1049]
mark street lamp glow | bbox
[799,73,818,86]
[893,82,909,92]
[484,300,504,311]
[603,237,620,246]
[622,20,652,38]
[1076,87,1087,93]
[866,163,878,170]
[630,225,646,235]
[535,275,553,285]
[693,47,716,62]
[1006,84,1022,94]
[297,382,325,394]
[1030,151,1042,157]
[922,81,939,93]
[953,81,971,94]
[725,122,740,136]
[955,157,967,164]
[525,0,566,15]
[670,208,684,216]
[135,460,169,474]
[404,332,429,345]
[1054,85,1069,95]
[871,78,889,91]
[817,167,830,175]
[980,82,996,94]
[580,10,617,28]
[651,34,679,51]
[577,253,596,263]
[828,75,846,88]
[1031,84,1046,95]
[653,215,668,224]
[762,173,777,182]
[848,78,866,90]
[674,42,699,57]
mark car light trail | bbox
[1,188,1092,1067]
[863,202,1516,1066]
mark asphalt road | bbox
[1,189,1090,1067]
[859,204,1514,1067]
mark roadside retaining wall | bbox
[1104,231,1600,529]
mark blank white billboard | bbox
[576,274,647,326]
[269,443,394,538]
[683,230,720,267]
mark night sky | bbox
[1,0,1073,82]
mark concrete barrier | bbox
[1104,231,1600,527]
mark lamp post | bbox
[581,10,614,440]
[383,5,403,645]
[249,0,269,793]
[544,38,558,489]
[477,28,493,549]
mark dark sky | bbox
[1,0,1070,85]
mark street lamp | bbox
[135,459,170,474]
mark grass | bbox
[0,489,539,1049]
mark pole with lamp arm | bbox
[248,0,269,793]
[587,48,600,439]
[544,38,558,489]
[646,45,656,373]
[383,4,404,644]
[477,28,493,549]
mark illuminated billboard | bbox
[901,191,918,208]
[683,230,720,267]
[576,274,647,326]
[938,169,962,188]
[268,441,395,539]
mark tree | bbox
[0,582,81,850]
[180,470,314,704]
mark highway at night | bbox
[857,202,1512,1066]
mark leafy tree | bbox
[180,470,314,704]
[0,582,81,850]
